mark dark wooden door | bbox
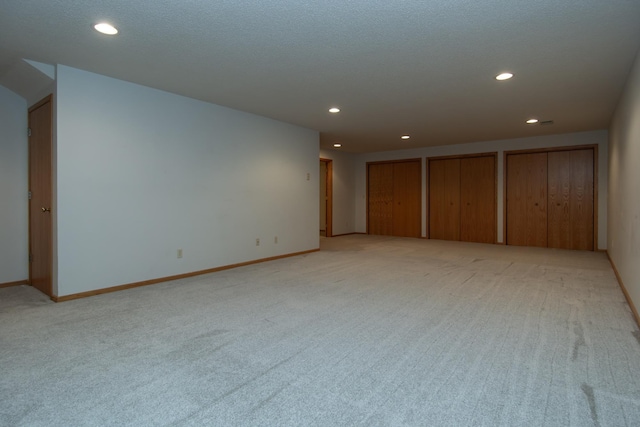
[28,95,53,297]
[547,149,594,250]
[429,158,460,241]
[368,163,394,235]
[392,160,421,237]
[460,156,496,243]
[506,153,548,247]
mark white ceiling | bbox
[1,0,639,153]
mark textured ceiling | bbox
[1,0,640,153]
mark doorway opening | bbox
[320,158,333,237]
[28,94,54,297]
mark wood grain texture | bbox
[506,153,548,247]
[368,163,394,235]
[28,95,53,297]
[0,280,28,288]
[320,158,333,237]
[460,156,496,243]
[548,149,594,250]
[392,160,421,237]
[429,158,460,241]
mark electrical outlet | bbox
[177,249,183,258]
[256,238,260,246]
[274,236,278,244]
[306,172,310,181]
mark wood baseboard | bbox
[53,249,319,303]
[0,280,28,289]
[330,232,367,237]
[607,251,640,328]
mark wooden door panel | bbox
[569,150,594,250]
[548,151,574,249]
[393,161,421,237]
[460,156,495,243]
[429,158,460,241]
[506,154,528,246]
[548,150,593,250]
[507,153,547,247]
[28,96,53,297]
[526,153,548,247]
[368,163,394,235]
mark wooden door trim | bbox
[29,94,53,112]
[504,144,598,250]
[425,158,429,239]
[28,94,54,297]
[320,158,333,237]
[504,144,596,156]
[367,157,421,166]
[427,151,497,162]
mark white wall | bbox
[354,130,608,248]
[55,65,319,297]
[0,85,28,284]
[609,49,640,311]
[319,149,357,236]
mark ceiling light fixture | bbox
[329,107,340,113]
[333,143,342,148]
[401,135,410,140]
[495,72,513,81]
[526,119,539,124]
[94,22,118,35]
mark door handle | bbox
[41,207,51,212]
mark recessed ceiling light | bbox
[333,143,342,148]
[94,22,118,35]
[401,135,410,140]
[496,72,513,81]
[329,107,340,113]
[526,119,539,124]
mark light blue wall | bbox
[55,65,319,296]
[0,85,28,284]
[609,49,640,311]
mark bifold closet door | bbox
[547,149,594,251]
[460,156,496,243]
[368,163,394,236]
[429,158,461,241]
[368,160,421,237]
[392,161,421,237]
[506,153,548,247]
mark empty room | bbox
[2,1,640,426]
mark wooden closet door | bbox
[429,158,460,240]
[368,163,394,235]
[460,156,496,243]
[393,160,421,237]
[548,149,594,250]
[506,153,548,247]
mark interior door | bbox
[506,153,548,247]
[392,160,421,237]
[368,163,394,235]
[28,95,53,297]
[547,149,594,250]
[319,160,327,236]
[319,159,332,237]
[429,158,460,240]
[460,156,496,243]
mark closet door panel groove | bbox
[460,156,496,243]
[429,158,461,241]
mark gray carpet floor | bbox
[1,235,640,426]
